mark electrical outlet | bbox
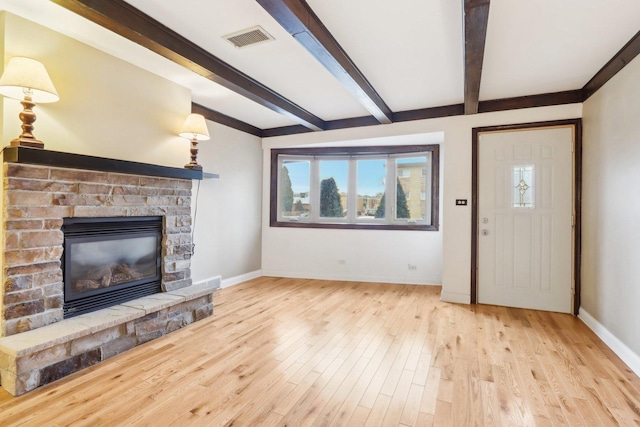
[408,264,417,270]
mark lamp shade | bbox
[179,113,210,141]
[0,57,59,103]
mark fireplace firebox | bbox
[62,216,163,318]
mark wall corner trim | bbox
[578,308,640,377]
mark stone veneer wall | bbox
[0,161,215,396]
[2,163,194,337]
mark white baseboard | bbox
[579,308,640,377]
[261,270,441,286]
[221,270,263,289]
[440,291,471,304]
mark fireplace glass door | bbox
[62,216,162,317]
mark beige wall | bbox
[1,13,188,164]
[0,14,4,146]
[582,53,640,368]
[0,14,4,334]
[0,13,262,286]
[0,15,2,335]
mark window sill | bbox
[270,220,437,231]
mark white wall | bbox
[190,123,262,282]
[262,103,582,297]
[581,54,640,370]
[0,13,262,287]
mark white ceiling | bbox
[481,0,640,100]
[2,0,640,132]
[305,0,465,111]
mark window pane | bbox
[357,159,386,218]
[513,165,534,208]
[396,156,428,220]
[281,159,310,218]
[319,160,347,218]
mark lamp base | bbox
[10,96,45,149]
[184,138,202,171]
[10,137,44,149]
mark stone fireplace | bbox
[0,147,215,396]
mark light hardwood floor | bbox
[1,277,639,426]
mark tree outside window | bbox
[320,178,343,217]
[281,166,293,213]
[375,179,409,219]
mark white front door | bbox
[477,126,574,313]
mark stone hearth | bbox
[0,148,213,396]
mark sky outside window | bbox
[357,159,386,196]
[283,160,310,194]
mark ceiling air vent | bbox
[223,26,274,49]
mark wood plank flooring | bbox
[1,277,639,426]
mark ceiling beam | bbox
[51,0,325,131]
[262,124,312,138]
[582,29,640,100]
[192,103,263,137]
[478,90,584,113]
[393,104,465,123]
[463,0,491,115]
[257,0,394,124]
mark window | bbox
[396,156,429,220]
[319,159,348,219]
[397,168,410,178]
[280,158,310,218]
[271,145,439,231]
[513,165,534,208]
[357,158,385,218]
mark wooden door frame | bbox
[471,119,582,315]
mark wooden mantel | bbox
[3,146,204,180]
